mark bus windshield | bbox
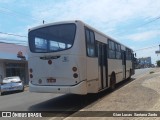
[29,23,76,53]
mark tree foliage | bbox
[157,60,160,67]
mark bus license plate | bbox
[47,78,56,83]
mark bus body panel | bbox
[29,21,88,94]
[126,60,132,78]
[108,59,123,84]
[29,55,85,86]
[95,32,107,44]
[86,58,98,82]
[86,57,99,93]
[28,20,135,95]
[29,80,87,94]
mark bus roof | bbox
[28,20,133,51]
[28,20,77,31]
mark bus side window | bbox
[126,48,132,60]
[85,28,96,57]
[108,40,116,59]
[115,43,121,59]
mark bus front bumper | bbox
[29,81,87,95]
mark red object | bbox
[48,60,52,65]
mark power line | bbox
[134,45,159,52]
[0,37,27,42]
[0,40,27,46]
[139,15,160,27]
[0,31,28,46]
[0,9,22,18]
[0,6,47,23]
[110,15,160,36]
[0,32,27,38]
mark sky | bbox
[0,0,160,64]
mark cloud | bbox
[0,0,15,3]
[2,0,159,61]
[125,30,160,41]
[31,0,160,22]
[26,0,160,37]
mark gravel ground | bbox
[64,68,160,120]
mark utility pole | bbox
[155,45,160,55]
[155,45,160,66]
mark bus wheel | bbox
[110,73,116,90]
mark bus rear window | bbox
[29,23,76,53]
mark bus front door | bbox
[97,42,108,89]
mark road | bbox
[0,68,157,119]
[65,67,160,120]
[133,68,154,77]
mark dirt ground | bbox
[64,68,160,120]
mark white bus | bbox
[28,20,135,95]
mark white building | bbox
[0,42,28,84]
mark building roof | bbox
[0,42,28,60]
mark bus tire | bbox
[110,73,116,90]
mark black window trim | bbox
[126,48,132,60]
[108,39,115,59]
[85,27,96,57]
[115,43,122,60]
[28,23,77,53]
[108,39,122,60]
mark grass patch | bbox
[150,71,154,74]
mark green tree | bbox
[157,60,160,67]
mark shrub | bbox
[157,60,160,67]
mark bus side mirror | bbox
[134,53,136,57]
